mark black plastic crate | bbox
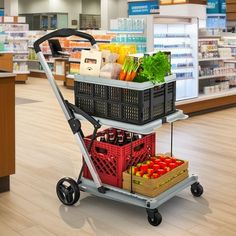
[74,80,176,125]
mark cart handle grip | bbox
[34,28,97,53]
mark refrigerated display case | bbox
[144,15,199,101]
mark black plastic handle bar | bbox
[34,28,97,53]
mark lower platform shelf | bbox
[79,175,198,209]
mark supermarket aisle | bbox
[0,77,236,236]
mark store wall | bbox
[0,0,3,8]
[82,0,100,14]
[101,0,128,30]
[18,0,82,27]
[118,0,128,18]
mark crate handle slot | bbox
[95,147,108,155]
[134,143,144,152]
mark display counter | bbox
[0,73,15,193]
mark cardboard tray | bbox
[122,160,189,198]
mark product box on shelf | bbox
[74,75,176,125]
[83,129,156,188]
[123,157,189,197]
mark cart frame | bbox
[34,28,204,226]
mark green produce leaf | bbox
[138,52,171,83]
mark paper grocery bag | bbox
[80,50,102,77]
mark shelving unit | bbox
[176,34,236,114]
[110,18,146,54]
[0,22,29,83]
[147,16,199,101]
[220,35,236,58]
[198,36,236,97]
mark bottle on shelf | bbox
[133,133,140,141]
[124,131,132,144]
[107,128,115,144]
[117,134,124,146]
[108,134,115,144]
[100,131,106,143]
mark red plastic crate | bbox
[83,129,156,188]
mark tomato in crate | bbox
[83,129,156,188]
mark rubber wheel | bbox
[147,211,162,226]
[56,177,80,206]
[191,182,204,197]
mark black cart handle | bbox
[34,28,97,53]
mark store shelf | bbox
[199,73,236,80]
[66,74,75,79]
[224,60,236,63]
[175,77,195,81]
[30,69,45,73]
[14,51,29,54]
[13,59,29,62]
[155,47,192,51]
[111,41,146,45]
[172,56,193,60]
[172,66,194,71]
[177,87,236,106]
[8,37,29,41]
[199,57,234,62]
[219,44,236,48]
[5,31,28,33]
[64,46,91,49]
[70,39,111,43]
[109,30,144,34]
[198,35,221,41]
[13,71,30,74]
[29,59,54,64]
[68,58,81,63]
[0,51,14,54]
[154,35,190,39]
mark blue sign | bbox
[219,0,226,14]
[207,0,226,14]
[207,0,220,14]
[128,1,159,16]
[0,9,4,16]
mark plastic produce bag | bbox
[100,63,122,80]
[100,51,122,79]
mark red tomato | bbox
[150,157,157,162]
[164,158,172,165]
[153,164,160,172]
[151,173,159,179]
[164,166,171,172]
[154,159,161,164]
[147,168,154,175]
[171,158,177,163]
[143,174,150,179]
[140,164,148,173]
[146,160,154,168]
[128,166,138,174]
[135,171,144,177]
[160,156,166,161]
[157,168,166,176]
[176,160,184,166]
[136,163,142,169]
[169,162,178,169]
[159,161,167,169]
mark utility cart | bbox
[34,29,204,227]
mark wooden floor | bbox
[1,77,236,236]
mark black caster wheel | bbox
[56,177,80,206]
[191,182,204,197]
[146,209,162,227]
